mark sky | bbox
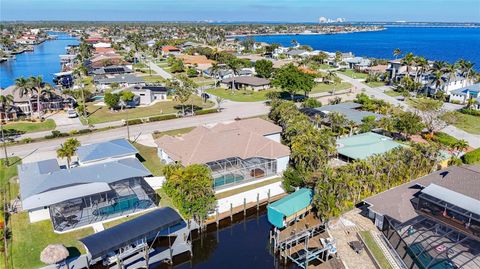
[1,0,479,23]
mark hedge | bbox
[149,114,177,122]
[125,119,143,125]
[463,148,480,164]
[195,108,218,115]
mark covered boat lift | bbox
[79,207,192,269]
[267,189,338,269]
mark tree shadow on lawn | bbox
[66,246,82,258]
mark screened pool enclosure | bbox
[50,177,158,232]
[206,157,278,189]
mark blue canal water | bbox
[157,212,295,269]
[0,32,79,88]
[245,27,480,66]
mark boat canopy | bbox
[79,207,183,259]
[267,188,314,229]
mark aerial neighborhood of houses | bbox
[0,23,479,269]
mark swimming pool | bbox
[93,195,152,216]
[93,95,104,101]
[407,243,456,269]
[214,174,244,188]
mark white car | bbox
[67,109,78,118]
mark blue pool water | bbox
[0,32,79,88]
[245,27,480,66]
[93,195,152,216]
[214,174,244,188]
[407,243,456,269]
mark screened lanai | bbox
[50,177,158,232]
[206,157,278,189]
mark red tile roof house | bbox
[156,118,290,190]
[161,45,181,57]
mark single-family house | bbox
[161,46,181,57]
[361,165,480,269]
[336,132,403,161]
[449,83,480,109]
[94,74,145,91]
[301,102,384,125]
[156,118,290,190]
[124,85,169,105]
[77,139,139,166]
[220,76,271,91]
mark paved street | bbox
[146,60,173,79]
[338,73,480,148]
[4,99,269,161]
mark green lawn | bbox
[84,96,213,124]
[0,158,20,268]
[10,213,93,269]
[311,82,352,94]
[384,90,402,97]
[366,81,386,88]
[4,119,56,133]
[338,70,369,79]
[206,88,279,102]
[317,64,335,70]
[443,112,480,135]
[133,143,164,176]
[359,231,394,269]
[142,75,167,83]
[152,127,195,140]
[192,76,216,86]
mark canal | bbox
[156,209,296,269]
[0,32,79,88]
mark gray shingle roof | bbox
[95,74,144,85]
[77,139,138,163]
[221,76,271,86]
[19,158,151,210]
[303,102,383,125]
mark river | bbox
[0,32,79,88]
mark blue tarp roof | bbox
[80,207,183,259]
[267,188,313,228]
[77,139,138,163]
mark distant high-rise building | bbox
[319,17,328,23]
[335,18,345,23]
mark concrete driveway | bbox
[46,111,84,132]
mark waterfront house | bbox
[156,118,290,190]
[344,57,372,71]
[1,85,75,118]
[286,49,309,59]
[361,165,480,269]
[336,132,403,161]
[18,139,158,233]
[219,76,271,91]
[449,83,480,109]
[92,65,133,76]
[87,54,127,69]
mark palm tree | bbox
[457,59,475,87]
[29,76,52,119]
[402,53,415,76]
[430,70,445,96]
[291,39,298,47]
[210,63,221,86]
[226,59,242,93]
[451,139,468,158]
[14,77,34,119]
[56,138,80,169]
[393,48,401,59]
[415,56,429,83]
[443,63,456,92]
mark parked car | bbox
[67,109,78,118]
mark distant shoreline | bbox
[228,28,386,38]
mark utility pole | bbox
[80,83,88,126]
[125,108,130,141]
[0,120,8,166]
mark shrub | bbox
[78,129,93,134]
[302,98,322,108]
[432,132,459,147]
[195,108,218,115]
[149,114,177,122]
[45,130,69,139]
[463,148,480,164]
[125,119,143,125]
[460,108,480,116]
[69,130,79,135]
[21,137,32,144]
